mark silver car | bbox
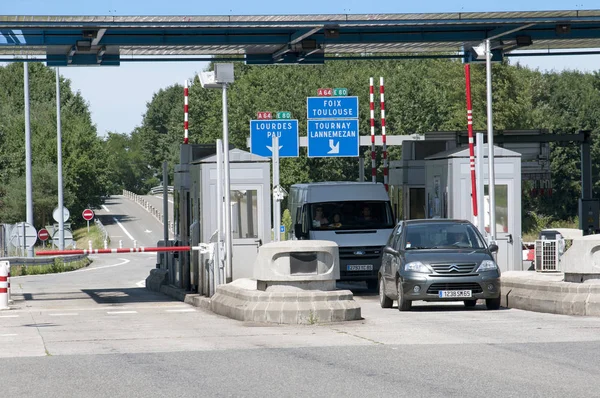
[378,219,501,311]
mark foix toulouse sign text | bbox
[306,96,359,157]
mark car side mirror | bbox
[488,243,498,253]
[384,246,399,256]
[294,223,306,239]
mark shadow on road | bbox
[81,287,177,304]
[337,281,378,297]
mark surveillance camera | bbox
[198,70,221,88]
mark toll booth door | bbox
[230,185,264,280]
[406,187,426,220]
[485,181,514,272]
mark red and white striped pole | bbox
[184,79,189,144]
[0,261,8,310]
[380,77,388,192]
[465,64,478,219]
[369,77,376,183]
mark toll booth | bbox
[423,145,522,272]
[189,148,271,293]
[170,144,225,290]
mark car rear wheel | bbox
[464,300,477,308]
[379,278,393,309]
[397,279,412,311]
[486,297,501,310]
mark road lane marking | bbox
[0,315,20,318]
[106,311,138,315]
[165,309,196,313]
[101,205,110,212]
[74,258,130,273]
[49,313,79,316]
[136,280,145,287]
[154,196,174,204]
[0,334,18,337]
[113,217,134,240]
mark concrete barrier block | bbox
[265,302,284,323]
[280,302,300,324]
[250,301,269,323]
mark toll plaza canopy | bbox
[2,10,600,65]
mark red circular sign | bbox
[38,228,50,241]
[82,209,95,221]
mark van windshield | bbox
[310,201,394,231]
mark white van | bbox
[289,182,395,290]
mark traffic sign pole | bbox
[272,135,281,242]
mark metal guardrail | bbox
[94,218,109,243]
[0,254,88,267]
[123,189,175,234]
[149,186,174,195]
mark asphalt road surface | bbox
[1,195,600,397]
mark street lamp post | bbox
[198,63,235,282]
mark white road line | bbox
[0,315,20,318]
[136,280,146,287]
[165,309,196,313]
[74,258,130,273]
[49,313,79,316]
[106,311,138,315]
[112,217,134,240]
[0,334,18,337]
[154,195,174,204]
[101,205,110,212]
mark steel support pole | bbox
[476,132,485,235]
[162,161,169,272]
[56,67,65,250]
[359,158,365,182]
[216,139,224,285]
[581,135,592,200]
[24,62,34,258]
[485,39,497,241]
[272,135,281,242]
[222,83,233,282]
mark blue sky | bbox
[3,1,600,136]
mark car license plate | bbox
[347,264,373,271]
[439,290,472,298]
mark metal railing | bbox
[94,218,109,247]
[122,189,174,234]
[149,185,174,195]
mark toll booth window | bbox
[484,184,509,233]
[231,189,258,238]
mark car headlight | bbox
[404,261,431,273]
[476,260,498,272]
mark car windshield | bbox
[404,222,486,250]
[310,201,394,231]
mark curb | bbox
[501,276,600,316]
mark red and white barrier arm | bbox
[36,245,211,256]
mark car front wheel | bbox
[486,297,501,310]
[397,279,412,311]
[379,278,393,309]
[464,300,477,308]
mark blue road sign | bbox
[250,119,299,157]
[280,225,285,233]
[307,96,359,119]
[307,119,359,158]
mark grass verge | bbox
[10,257,91,276]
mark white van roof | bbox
[292,182,389,202]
